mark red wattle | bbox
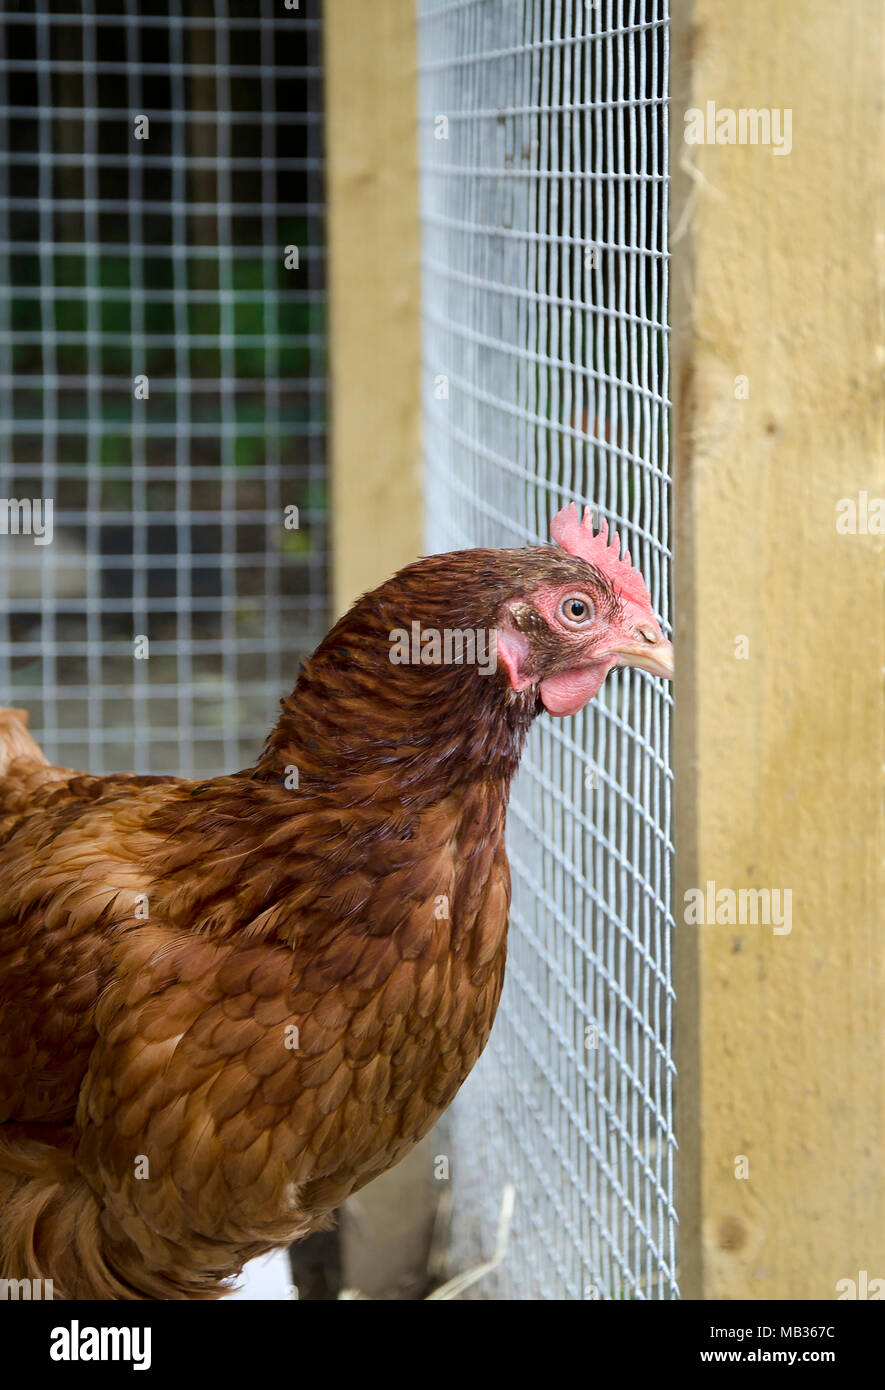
[539,666,608,716]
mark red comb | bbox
[549,502,652,609]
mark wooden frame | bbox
[671,0,885,1299]
[324,0,423,617]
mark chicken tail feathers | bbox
[0,708,48,775]
[0,1124,136,1300]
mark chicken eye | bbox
[560,596,594,624]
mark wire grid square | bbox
[418,0,676,1299]
[0,0,328,776]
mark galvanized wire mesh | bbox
[418,0,676,1298]
[0,0,328,777]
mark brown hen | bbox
[0,506,671,1298]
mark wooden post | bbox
[321,0,433,1297]
[323,0,423,616]
[671,0,885,1298]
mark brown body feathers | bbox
[0,552,550,1298]
[0,540,668,1298]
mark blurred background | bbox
[0,0,328,777]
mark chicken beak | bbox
[606,634,674,680]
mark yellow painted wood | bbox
[324,0,423,615]
[671,0,885,1298]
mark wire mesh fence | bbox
[418,0,676,1298]
[0,0,328,777]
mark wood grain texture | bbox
[671,0,885,1299]
[324,0,423,615]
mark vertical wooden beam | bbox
[671,0,885,1298]
[323,0,423,616]
[321,0,434,1297]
